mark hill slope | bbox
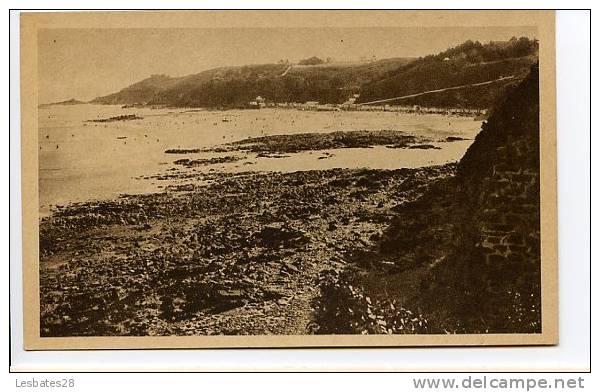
[357,37,538,108]
[92,37,538,109]
[90,74,181,105]
[91,59,413,107]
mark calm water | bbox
[39,104,482,214]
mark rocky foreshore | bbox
[39,164,456,336]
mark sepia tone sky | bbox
[38,26,537,104]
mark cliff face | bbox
[425,64,541,333]
[458,63,540,269]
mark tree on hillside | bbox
[299,56,325,66]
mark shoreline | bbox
[40,101,487,118]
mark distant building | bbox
[249,96,266,108]
[443,57,451,61]
[342,93,360,106]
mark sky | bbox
[37,26,538,104]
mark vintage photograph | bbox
[21,11,557,348]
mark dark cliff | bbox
[375,64,541,333]
[424,64,541,333]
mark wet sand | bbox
[38,105,481,215]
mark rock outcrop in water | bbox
[38,98,86,108]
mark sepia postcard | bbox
[20,10,557,349]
